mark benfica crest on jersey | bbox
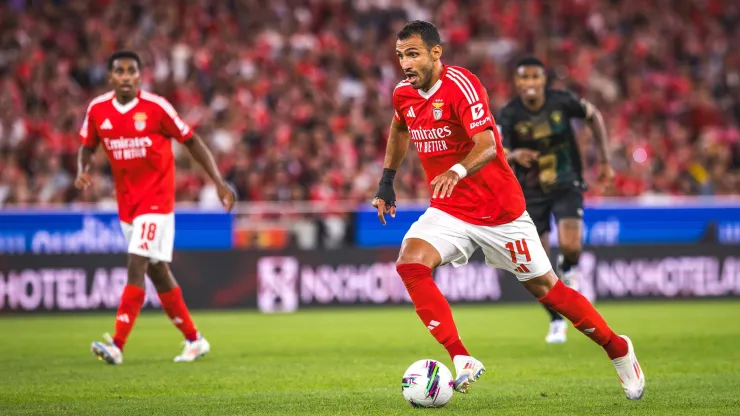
[432,100,444,120]
[133,112,147,131]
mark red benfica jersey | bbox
[79,90,193,223]
[393,65,525,226]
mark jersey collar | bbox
[417,65,445,100]
[112,91,140,114]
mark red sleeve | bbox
[448,68,495,138]
[392,82,408,126]
[157,97,193,143]
[78,105,99,147]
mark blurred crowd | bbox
[0,0,738,210]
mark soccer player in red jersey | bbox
[373,21,644,399]
[75,51,235,365]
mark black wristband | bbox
[375,168,397,207]
[379,168,396,185]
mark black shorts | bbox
[525,187,584,236]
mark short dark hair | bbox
[515,56,545,70]
[108,50,141,71]
[397,20,441,50]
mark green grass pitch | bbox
[1,300,739,415]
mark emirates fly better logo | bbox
[408,126,452,154]
[103,136,153,161]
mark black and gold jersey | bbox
[497,89,589,197]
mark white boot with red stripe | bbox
[612,335,645,400]
[173,334,210,363]
[452,355,486,394]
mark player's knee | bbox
[521,269,559,299]
[396,239,441,269]
[560,241,582,260]
[396,253,429,267]
[126,254,149,286]
[558,219,583,258]
[127,254,149,270]
[147,262,176,292]
[396,250,434,268]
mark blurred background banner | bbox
[2,243,737,313]
[0,209,232,254]
[356,197,740,247]
[2,196,740,255]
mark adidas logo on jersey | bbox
[138,241,150,251]
[100,119,113,130]
[406,107,416,118]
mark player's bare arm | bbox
[583,100,614,191]
[430,129,497,199]
[74,144,97,190]
[373,117,410,225]
[381,117,410,172]
[183,133,236,211]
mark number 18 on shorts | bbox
[119,213,176,263]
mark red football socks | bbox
[113,285,146,350]
[446,340,470,359]
[397,263,469,360]
[539,280,628,359]
[158,286,198,342]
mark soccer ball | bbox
[401,359,454,408]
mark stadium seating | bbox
[0,0,737,208]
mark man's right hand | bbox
[512,149,540,168]
[373,168,397,225]
[372,197,396,226]
[75,172,92,190]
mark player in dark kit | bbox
[496,57,614,344]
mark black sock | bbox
[561,256,578,273]
[543,304,562,321]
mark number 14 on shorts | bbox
[505,239,532,274]
[505,239,531,264]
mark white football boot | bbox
[174,335,210,362]
[91,333,123,365]
[452,355,486,393]
[545,319,568,344]
[612,335,645,400]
